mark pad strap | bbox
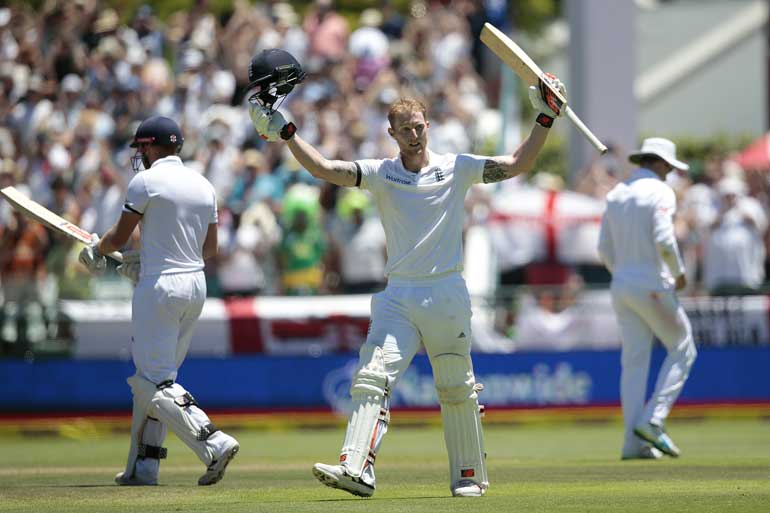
[138,444,168,460]
[174,392,198,408]
[197,423,219,441]
[156,380,174,390]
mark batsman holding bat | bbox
[247,49,565,497]
[598,138,698,460]
[78,116,240,486]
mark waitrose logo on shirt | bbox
[385,174,413,185]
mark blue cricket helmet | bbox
[130,116,184,148]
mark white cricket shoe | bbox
[451,479,485,497]
[312,463,375,498]
[114,471,157,486]
[198,434,240,486]
[634,423,681,457]
[621,445,664,460]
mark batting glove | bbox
[248,104,296,142]
[116,249,141,285]
[529,73,567,127]
[78,233,107,273]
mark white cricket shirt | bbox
[357,149,485,280]
[598,167,685,291]
[124,156,218,277]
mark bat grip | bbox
[107,251,124,264]
[565,106,608,154]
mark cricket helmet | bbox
[247,48,306,109]
[130,116,184,149]
[130,116,184,172]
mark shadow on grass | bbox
[306,495,449,502]
[35,484,122,488]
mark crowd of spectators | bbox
[0,0,769,351]
[0,0,500,302]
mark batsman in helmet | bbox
[79,116,240,486]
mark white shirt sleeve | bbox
[124,173,149,215]
[356,159,385,194]
[454,153,486,189]
[653,187,685,277]
[209,185,218,224]
[597,212,614,272]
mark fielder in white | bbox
[79,116,239,486]
[249,55,566,496]
[598,138,697,460]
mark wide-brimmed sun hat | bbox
[628,137,689,171]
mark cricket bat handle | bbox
[564,106,608,154]
[106,250,124,264]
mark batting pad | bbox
[340,345,390,485]
[149,382,220,465]
[432,353,489,491]
[133,417,167,482]
[123,374,164,480]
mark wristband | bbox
[536,113,554,128]
[280,122,297,140]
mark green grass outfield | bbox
[0,418,768,512]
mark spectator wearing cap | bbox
[59,74,85,127]
[132,5,164,58]
[93,8,119,39]
[277,184,326,295]
[703,176,768,295]
[349,9,389,90]
[379,0,406,40]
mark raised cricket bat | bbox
[480,23,608,154]
[1,185,123,263]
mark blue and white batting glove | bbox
[78,233,107,273]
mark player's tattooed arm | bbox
[482,157,517,183]
[325,160,360,185]
[483,124,550,183]
[286,135,359,187]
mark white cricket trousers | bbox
[131,271,206,384]
[610,281,697,454]
[364,272,474,381]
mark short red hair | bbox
[387,98,428,127]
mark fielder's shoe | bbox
[621,445,664,460]
[634,423,680,457]
[114,471,157,486]
[198,434,240,486]
[312,463,374,498]
[451,479,485,497]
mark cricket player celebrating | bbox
[247,49,565,497]
[78,116,240,486]
[598,138,698,460]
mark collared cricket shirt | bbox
[357,149,485,280]
[124,155,217,278]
